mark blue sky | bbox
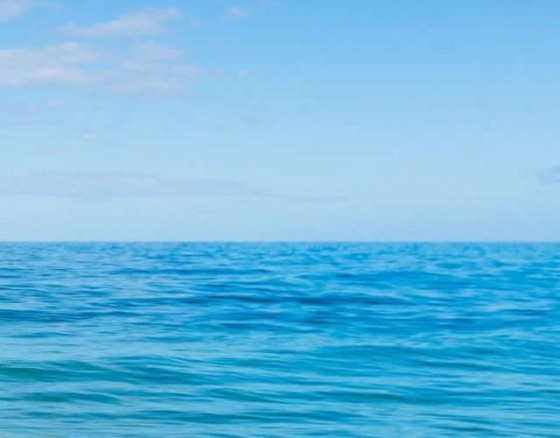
[1,0,559,241]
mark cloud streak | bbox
[61,8,182,38]
[0,41,207,92]
[0,0,39,22]
[0,172,343,203]
[0,42,101,86]
[225,6,252,20]
[0,8,217,93]
[0,172,267,200]
[115,43,207,93]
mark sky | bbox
[1,0,560,241]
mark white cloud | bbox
[0,0,38,22]
[0,6,231,94]
[112,42,208,93]
[0,42,102,86]
[114,62,207,93]
[133,41,182,61]
[225,6,252,20]
[61,7,182,37]
[0,41,207,93]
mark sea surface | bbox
[0,243,559,437]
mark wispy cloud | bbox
[225,5,252,20]
[0,42,101,86]
[0,171,344,203]
[133,41,182,60]
[0,6,242,94]
[0,41,207,93]
[0,0,39,22]
[61,7,182,38]
[113,42,207,93]
[0,172,265,200]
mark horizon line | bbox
[0,240,559,244]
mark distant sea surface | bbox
[0,243,559,437]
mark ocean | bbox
[0,243,559,437]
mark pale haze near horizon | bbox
[1,0,560,241]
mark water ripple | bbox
[0,243,559,437]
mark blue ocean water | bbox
[0,243,559,437]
